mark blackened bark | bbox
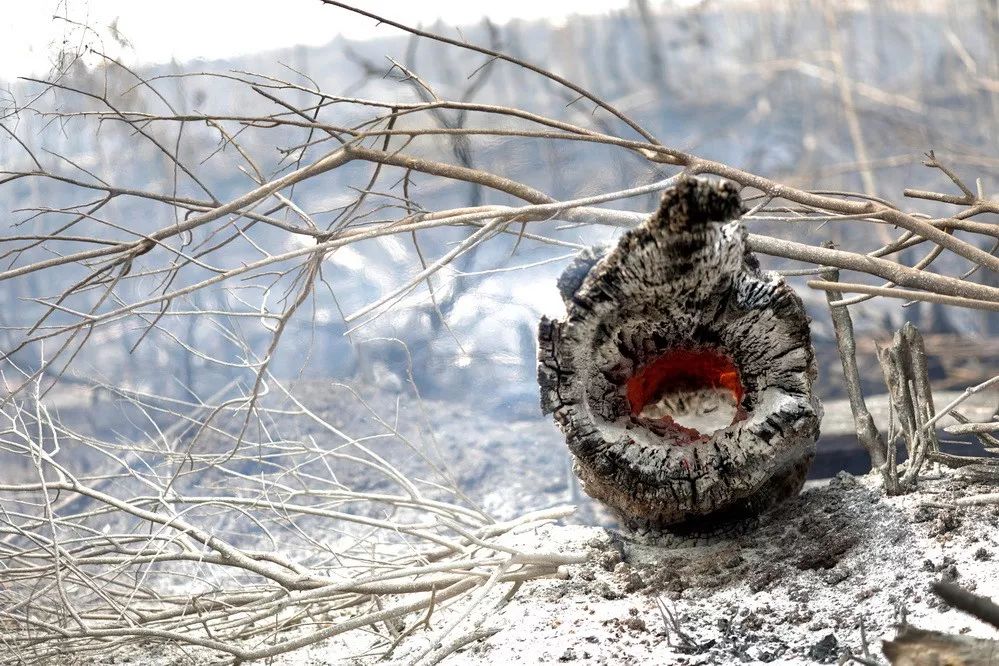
[538,177,822,535]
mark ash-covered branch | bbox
[821,268,887,468]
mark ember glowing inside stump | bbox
[539,177,822,533]
[626,348,744,436]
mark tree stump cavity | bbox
[538,176,822,537]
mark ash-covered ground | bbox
[253,379,999,664]
[466,473,999,665]
[89,378,999,666]
[281,471,999,665]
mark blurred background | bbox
[2,0,998,515]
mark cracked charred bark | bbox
[538,177,822,535]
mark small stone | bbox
[808,633,838,663]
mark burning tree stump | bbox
[538,177,822,535]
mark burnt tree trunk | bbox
[538,177,821,536]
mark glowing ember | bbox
[627,348,744,435]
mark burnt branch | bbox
[877,323,937,493]
[821,268,888,468]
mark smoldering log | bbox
[538,176,822,535]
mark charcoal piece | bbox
[538,176,822,535]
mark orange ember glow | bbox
[626,348,743,416]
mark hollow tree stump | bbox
[537,176,822,536]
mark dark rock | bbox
[808,633,838,663]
